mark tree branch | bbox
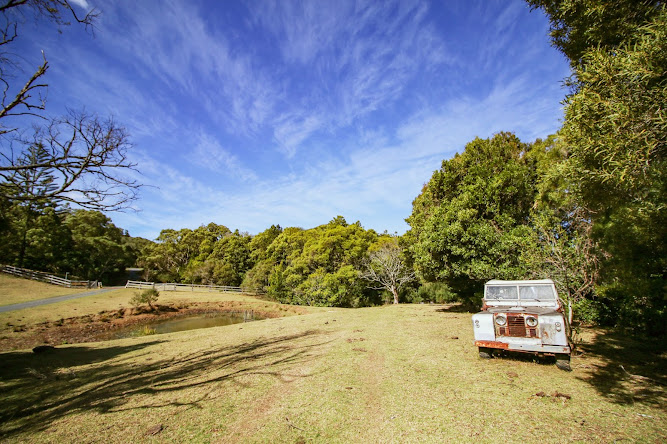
[1,110,142,211]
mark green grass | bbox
[0,303,664,443]
[0,273,88,306]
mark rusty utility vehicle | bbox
[471,279,571,371]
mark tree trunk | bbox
[18,208,33,268]
[391,287,399,304]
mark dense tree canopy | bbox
[529,0,666,334]
[406,132,540,300]
[132,217,393,307]
[526,0,663,66]
[0,197,140,283]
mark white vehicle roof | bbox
[485,279,555,285]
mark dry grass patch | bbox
[0,304,664,443]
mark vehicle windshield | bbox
[486,286,518,300]
[486,284,556,301]
[519,285,556,300]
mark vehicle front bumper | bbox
[475,340,570,354]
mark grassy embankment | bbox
[0,275,316,350]
[0,276,665,443]
[0,273,89,306]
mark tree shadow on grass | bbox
[0,329,330,438]
[434,303,472,313]
[575,329,666,410]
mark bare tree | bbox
[1,110,140,210]
[0,0,99,134]
[0,2,141,210]
[361,240,415,304]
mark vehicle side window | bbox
[486,286,518,299]
[519,285,556,300]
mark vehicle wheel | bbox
[479,347,492,359]
[555,354,571,371]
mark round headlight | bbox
[495,314,507,326]
[526,316,538,327]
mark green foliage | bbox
[241,259,274,293]
[139,223,233,284]
[252,217,382,307]
[130,288,160,310]
[267,264,289,302]
[249,225,282,262]
[414,282,458,304]
[64,210,135,282]
[562,12,666,211]
[406,132,540,301]
[133,217,383,307]
[526,0,663,66]
[0,188,140,283]
[533,2,667,334]
[561,17,667,315]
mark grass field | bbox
[0,273,88,306]
[0,295,665,443]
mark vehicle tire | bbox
[555,354,571,371]
[479,347,492,359]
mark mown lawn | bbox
[0,303,664,443]
[0,273,88,306]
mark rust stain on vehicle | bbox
[475,340,509,350]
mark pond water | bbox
[114,311,259,339]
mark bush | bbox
[130,288,160,310]
[415,282,458,304]
[572,298,608,325]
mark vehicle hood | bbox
[484,306,561,316]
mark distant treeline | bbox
[137,217,398,307]
[0,204,147,285]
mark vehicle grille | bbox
[507,315,525,336]
[496,314,538,338]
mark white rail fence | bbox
[125,280,252,294]
[1,265,99,288]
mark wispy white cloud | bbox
[98,0,283,139]
[69,0,90,10]
[254,0,451,156]
[23,0,569,240]
[189,131,258,181]
[272,114,324,157]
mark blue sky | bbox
[15,0,569,239]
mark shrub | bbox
[415,282,458,304]
[130,288,160,310]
